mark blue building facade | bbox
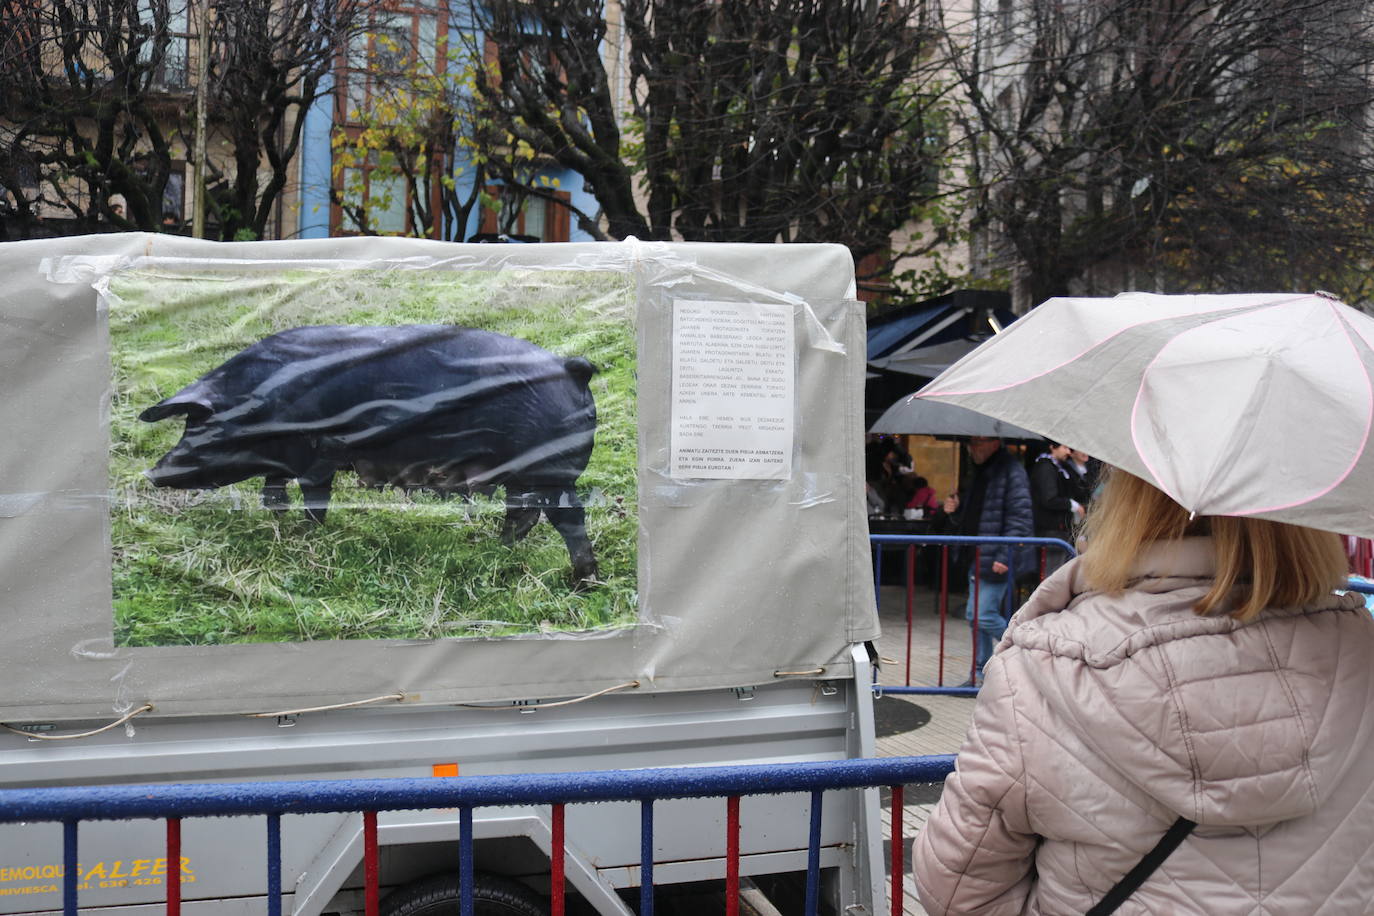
[295,5,600,244]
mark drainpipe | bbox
[192,0,209,238]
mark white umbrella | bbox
[916,291,1374,537]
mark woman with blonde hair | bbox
[913,466,1374,914]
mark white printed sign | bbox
[669,299,795,479]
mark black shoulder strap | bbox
[1084,816,1197,916]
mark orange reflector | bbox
[432,763,459,778]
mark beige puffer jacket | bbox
[912,538,1374,915]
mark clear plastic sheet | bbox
[0,235,877,718]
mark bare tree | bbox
[943,0,1374,308]
[0,0,378,241]
[0,0,187,235]
[458,0,640,241]
[204,0,378,240]
[463,0,958,290]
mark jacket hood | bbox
[1001,538,1372,828]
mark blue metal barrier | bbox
[870,533,1077,693]
[0,757,955,820]
[868,533,1076,553]
[0,755,956,916]
[871,532,1374,695]
[870,533,1077,607]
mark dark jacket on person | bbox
[1071,457,1102,507]
[1030,453,1077,539]
[940,448,1033,581]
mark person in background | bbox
[913,469,1374,914]
[1068,447,1100,506]
[905,475,939,517]
[1029,441,1083,575]
[865,434,912,516]
[865,480,888,516]
[936,436,1032,686]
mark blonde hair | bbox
[1080,469,1348,620]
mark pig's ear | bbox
[139,396,214,423]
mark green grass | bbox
[108,268,638,646]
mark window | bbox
[369,173,408,234]
[477,186,571,242]
[162,166,185,226]
[854,248,893,305]
[332,2,451,237]
[138,0,191,90]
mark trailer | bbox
[0,235,881,915]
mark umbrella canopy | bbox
[916,291,1374,537]
[869,394,1042,440]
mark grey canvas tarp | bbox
[0,234,877,720]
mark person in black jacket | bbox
[1068,447,1100,507]
[1030,442,1085,575]
[938,437,1033,685]
[864,434,912,516]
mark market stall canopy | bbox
[865,289,1014,426]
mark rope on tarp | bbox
[245,693,407,718]
[0,703,155,740]
[455,680,641,711]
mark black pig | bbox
[139,324,599,584]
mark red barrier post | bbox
[363,811,378,916]
[904,545,915,686]
[890,785,904,916]
[970,547,981,684]
[551,804,565,916]
[166,818,180,916]
[938,546,948,686]
[726,795,741,916]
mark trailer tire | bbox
[380,872,545,916]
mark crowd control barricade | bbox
[0,756,955,916]
[872,534,1374,696]
[869,534,1078,695]
[1348,537,1374,578]
[1345,577,1374,599]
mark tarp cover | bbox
[0,234,877,719]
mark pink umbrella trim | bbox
[922,294,1307,398]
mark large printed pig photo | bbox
[109,269,637,647]
[138,325,600,585]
